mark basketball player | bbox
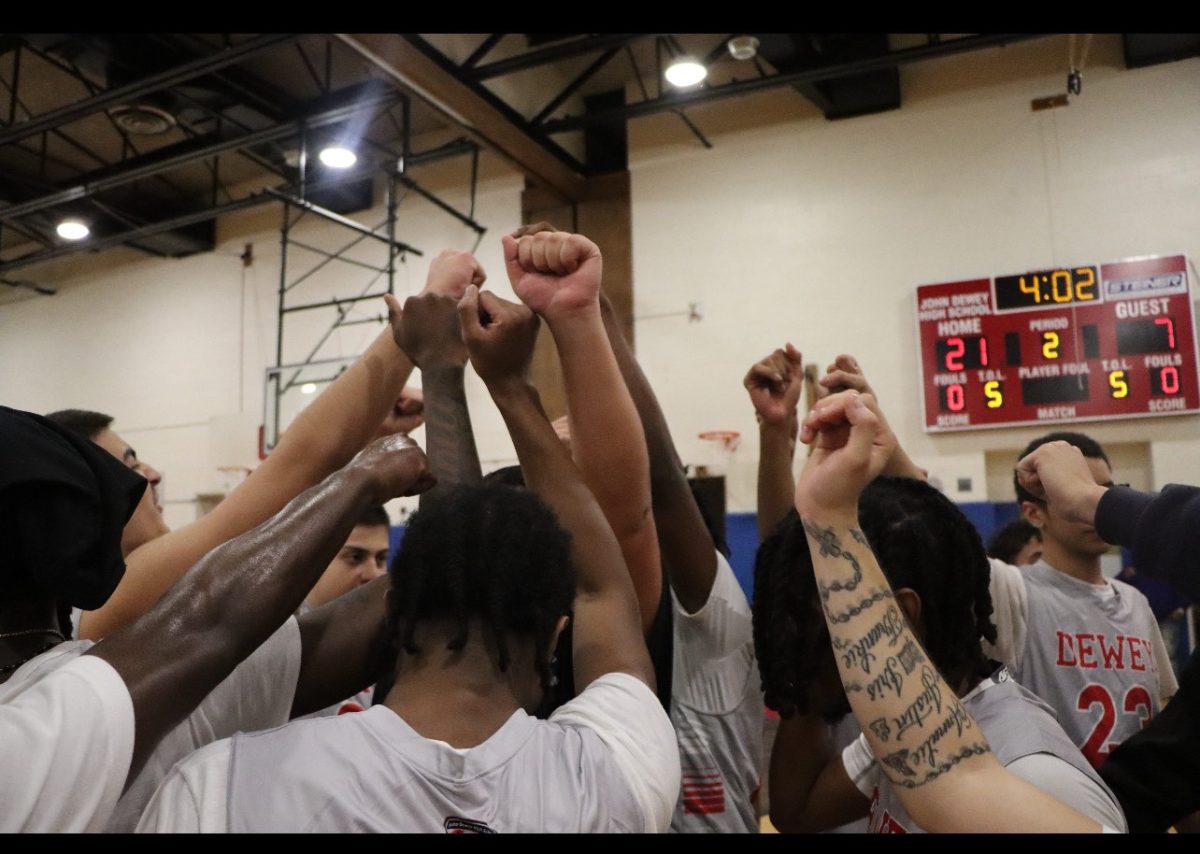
[757,389,1124,832]
[988,432,1177,767]
[136,244,679,833]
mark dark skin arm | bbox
[769,715,869,832]
[459,287,655,690]
[290,575,390,717]
[597,291,717,614]
[86,434,433,782]
[388,256,486,507]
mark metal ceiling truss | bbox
[0,33,483,293]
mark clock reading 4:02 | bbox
[915,253,1199,432]
[994,266,1099,311]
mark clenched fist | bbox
[502,230,602,322]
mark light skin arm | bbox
[795,390,1103,833]
[459,287,654,690]
[78,252,481,641]
[86,435,433,781]
[745,344,804,542]
[505,229,662,633]
[1015,440,1109,525]
[596,290,716,612]
[768,715,869,833]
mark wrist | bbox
[544,302,602,330]
[487,376,538,408]
[421,363,467,382]
[1068,483,1108,526]
[334,464,386,507]
[795,501,860,530]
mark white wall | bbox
[0,159,526,526]
[628,37,1200,509]
[2,35,1198,523]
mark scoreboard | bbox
[917,254,1199,432]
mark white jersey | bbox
[669,551,764,833]
[0,654,134,832]
[4,618,303,832]
[137,672,681,833]
[987,559,1177,767]
[842,668,1127,833]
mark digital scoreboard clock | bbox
[916,254,1199,432]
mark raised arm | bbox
[80,331,417,641]
[504,229,661,632]
[459,287,653,690]
[87,434,433,779]
[389,249,487,507]
[818,354,926,481]
[794,390,1102,833]
[745,345,804,542]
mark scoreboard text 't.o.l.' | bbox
[916,254,1199,432]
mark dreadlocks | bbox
[753,476,998,719]
[385,482,574,692]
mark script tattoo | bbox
[836,605,906,673]
[892,667,943,738]
[879,696,985,788]
[869,717,893,742]
[865,656,906,700]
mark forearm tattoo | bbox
[802,517,991,789]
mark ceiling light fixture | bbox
[301,382,317,394]
[56,220,90,240]
[727,36,760,61]
[318,146,357,169]
[664,58,707,89]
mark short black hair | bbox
[385,482,574,691]
[483,464,526,489]
[753,477,998,719]
[987,519,1042,564]
[45,409,113,441]
[355,505,390,530]
[1014,431,1110,505]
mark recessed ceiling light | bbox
[318,146,357,169]
[665,58,707,88]
[301,382,317,394]
[56,220,90,240]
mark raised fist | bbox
[795,390,892,518]
[387,291,467,370]
[817,353,875,400]
[744,344,803,426]
[457,285,540,388]
[502,230,602,322]
[420,249,486,300]
[349,432,436,500]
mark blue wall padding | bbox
[389,502,1025,605]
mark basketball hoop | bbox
[698,430,741,452]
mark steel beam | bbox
[0,33,298,148]
[543,34,1046,134]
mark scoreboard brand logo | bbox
[1104,273,1186,298]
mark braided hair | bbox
[753,476,998,719]
[385,482,574,692]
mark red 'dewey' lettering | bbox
[1055,632,1155,672]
